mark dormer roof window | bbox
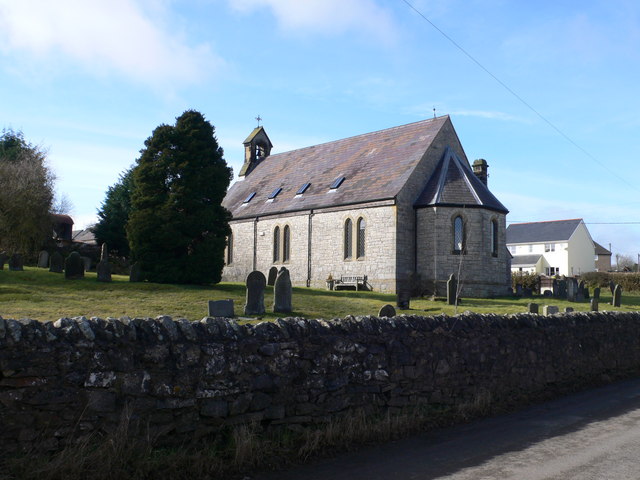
[329,176,345,190]
[243,192,256,203]
[296,182,311,195]
[267,187,282,200]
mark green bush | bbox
[581,272,640,293]
[511,272,540,293]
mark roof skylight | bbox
[329,176,345,189]
[243,192,256,203]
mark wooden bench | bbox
[333,275,368,291]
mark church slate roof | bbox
[224,116,506,220]
[506,219,583,244]
[413,148,508,213]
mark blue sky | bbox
[1,0,639,260]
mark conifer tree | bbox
[93,167,134,256]
[126,110,232,284]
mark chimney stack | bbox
[472,159,488,186]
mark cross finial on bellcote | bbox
[256,115,262,127]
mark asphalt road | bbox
[252,378,640,480]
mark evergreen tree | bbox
[93,167,134,256]
[126,110,232,284]
[0,129,55,255]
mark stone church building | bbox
[221,115,510,297]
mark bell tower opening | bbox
[239,125,273,177]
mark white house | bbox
[506,219,595,276]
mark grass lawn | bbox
[1,267,639,322]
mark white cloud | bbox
[0,0,222,89]
[229,0,396,42]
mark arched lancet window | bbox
[491,219,498,256]
[453,216,464,252]
[344,218,353,260]
[283,225,291,263]
[356,217,366,259]
[273,226,280,263]
[226,231,233,265]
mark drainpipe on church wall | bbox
[307,210,314,287]
[253,217,258,272]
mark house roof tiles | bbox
[506,219,583,244]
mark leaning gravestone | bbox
[244,270,266,315]
[208,299,234,318]
[527,302,539,314]
[96,243,111,282]
[613,284,622,307]
[8,254,24,271]
[378,304,396,317]
[37,250,49,268]
[273,267,292,313]
[267,266,278,286]
[129,262,142,282]
[447,274,457,305]
[65,252,84,279]
[49,252,64,273]
[0,252,7,270]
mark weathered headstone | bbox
[583,286,590,300]
[567,278,578,302]
[593,287,601,300]
[543,290,553,297]
[0,252,7,270]
[37,250,49,268]
[244,271,266,315]
[613,284,622,307]
[208,299,234,318]
[609,280,616,295]
[515,283,523,297]
[100,243,109,263]
[81,256,92,272]
[267,266,278,286]
[542,305,559,315]
[129,262,142,282]
[273,267,292,313]
[590,298,599,312]
[396,287,410,310]
[8,253,24,271]
[523,287,533,298]
[447,274,457,305]
[378,304,396,317]
[527,302,539,314]
[64,252,85,279]
[558,279,567,299]
[552,279,559,297]
[96,260,112,282]
[49,252,64,273]
[564,307,574,313]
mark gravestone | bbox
[564,307,574,313]
[593,287,601,300]
[37,250,49,268]
[552,279,559,297]
[447,274,457,305]
[527,302,539,314]
[8,254,24,271]
[543,290,553,297]
[613,284,622,307]
[609,281,616,295]
[267,266,278,286]
[590,298,599,312]
[208,299,234,318]
[64,252,85,279]
[515,283,523,297]
[0,252,7,270]
[244,270,266,315]
[583,286,590,300]
[49,252,64,273]
[523,287,533,298]
[96,243,112,282]
[378,304,396,317]
[567,278,578,302]
[273,267,292,313]
[129,262,142,282]
[396,287,410,310]
[542,305,559,315]
[557,279,567,299]
[81,256,92,272]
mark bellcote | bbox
[239,126,273,177]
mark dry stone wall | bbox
[2,311,640,453]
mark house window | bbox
[491,219,498,256]
[273,226,280,263]
[356,217,366,259]
[453,216,464,252]
[283,225,290,263]
[226,231,233,265]
[528,245,533,253]
[344,218,353,259]
[545,243,555,252]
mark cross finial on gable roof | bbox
[433,107,436,118]
[256,115,262,127]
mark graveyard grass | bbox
[2,267,640,322]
